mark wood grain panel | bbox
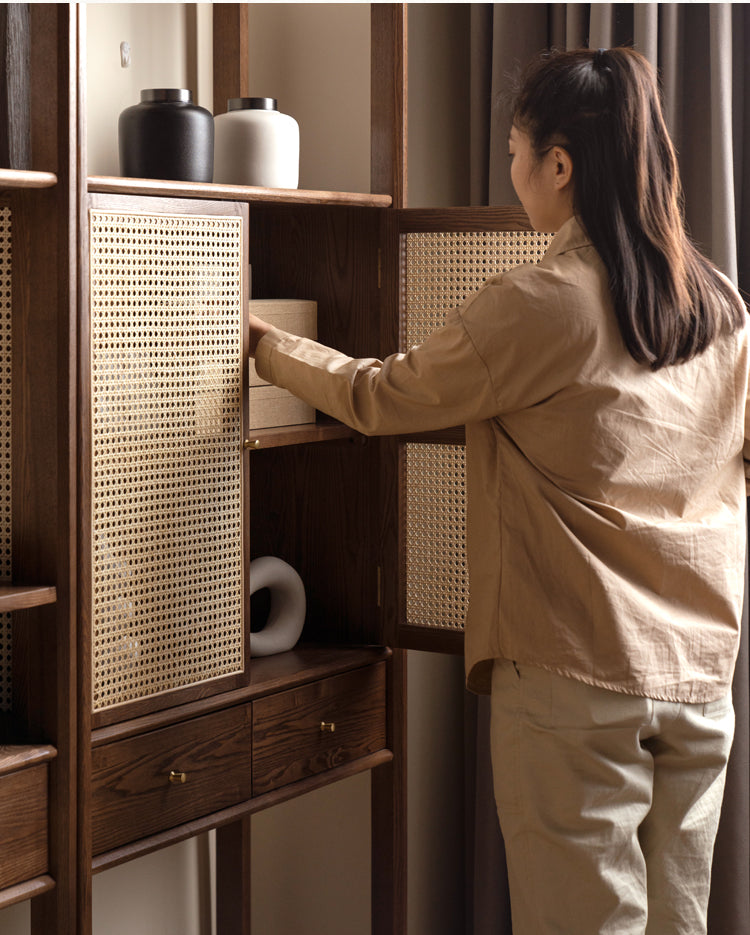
[0,3,31,170]
[211,4,249,118]
[252,663,386,796]
[91,704,252,855]
[0,762,49,889]
[248,203,382,357]
[395,205,534,233]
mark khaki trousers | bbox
[490,659,734,935]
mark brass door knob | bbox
[320,721,336,733]
[168,770,187,785]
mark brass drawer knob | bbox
[168,770,187,785]
[243,438,262,450]
[320,721,336,733]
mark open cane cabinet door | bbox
[246,205,554,657]
[381,207,552,653]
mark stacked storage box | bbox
[248,298,317,429]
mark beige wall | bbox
[0,5,472,933]
[85,2,371,193]
[86,3,196,176]
[247,3,370,193]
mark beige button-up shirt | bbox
[256,217,750,702]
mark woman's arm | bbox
[251,310,500,437]
[249,311,274,356]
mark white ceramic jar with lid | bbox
[213,97,300,189]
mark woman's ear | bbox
[552,146,574,191]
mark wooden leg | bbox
[372,649,407,935]
[216,815,253,935]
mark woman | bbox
[249,48,748,934]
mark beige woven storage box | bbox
[248,299,317,429]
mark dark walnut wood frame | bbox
[1,5,534,934]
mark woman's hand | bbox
[248,312,273,357]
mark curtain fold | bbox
[467,5,750,932]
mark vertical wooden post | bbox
[212,12,251,931]
[216,817,253,935]
[372,9,409,932]
[212,3,250,117]
[213,9,249,931]
[372,650,408,935]
[10,3,82,933]
[0,3,31,169]
[371,3,408,208]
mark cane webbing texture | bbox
[0,208,11,711]
[89,210,244,712]
[401,229,550,631]
[404,443,467,630]
[402,230,551,349]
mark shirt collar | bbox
[545,215,592,257]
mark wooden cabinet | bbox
[0,4,541,933]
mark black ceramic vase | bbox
[118,89,214,183]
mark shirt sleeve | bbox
[254,307,500,436]
[744,383,750,495]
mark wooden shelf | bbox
[0,585,57,612]
[246,418,361,450]
[0,744,57,776]
[0,875,56,911]
[88,175,392,208]
[0,168,57,190]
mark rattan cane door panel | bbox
[0,207,12,714]
[397,213,551,642]
[88,199,249,721]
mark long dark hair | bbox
[511,47,745,369]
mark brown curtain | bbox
[467,4,750,932]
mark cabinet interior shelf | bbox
[246,417,360,450]
[0,585,57,612]
[87,175,392,208]
[0,168,58,189]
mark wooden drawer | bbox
[92,704,253,855]
[0,759,49,890]
[252,662,387,796]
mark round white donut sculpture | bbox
[249,556,307,656]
